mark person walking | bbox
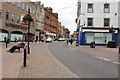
[70,38,73,45]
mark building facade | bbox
[77,0,119,46]
[1,1,37,41]
[44,7,62,39]
[35,2,44,41]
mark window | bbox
[12,2,15,5]
[6,12,9,20]
[18,2,20,8]
[104,18,110,27]
[0,9,2,19]
[87,18,93,26]
[33,10,35,14]
[17,16,20,23]
[22,3,25,10]
[88,4,93,13]
[11,14,15,21]
[26,5,28,12]
[30,7,32,14]
[104,3,110,13]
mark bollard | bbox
[24,48,26,67]
[6,42,7,48]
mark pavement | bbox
[1,41,119,78]
[68,41,118,62]
[1,42,77,78]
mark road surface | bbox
[48,42,118,78]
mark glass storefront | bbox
[0,33,8,41]
[11,34,23,41]
[85,33,112,44]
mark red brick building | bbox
[44,7,62,39]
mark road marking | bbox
[93,56,120,65]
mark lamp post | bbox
[28,9,30,54]
[23,8,33,54]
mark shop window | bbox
[88,4,93,13]
[6,12,9,20]
[104,18,110,27]
[104,3,110,13]
[87,18,93,27]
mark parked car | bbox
[57,38,66,41]
[45,37,52,43]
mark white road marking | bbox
[94,56,120,65]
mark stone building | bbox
[44,7,62,39]
[0,1,37,41]
[35,1,44,41]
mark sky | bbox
[30,0,78,34]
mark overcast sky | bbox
[30,0,78,34]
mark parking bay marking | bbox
[94,56,120,65]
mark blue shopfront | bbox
[77,27,119,46]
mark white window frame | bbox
[17,16,20,23]
[88,4,93,13]
[26,5,28,12]
[18,2,20,8]
[22,3,25,10]
[104,3,110,13]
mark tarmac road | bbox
[48,42,118,78]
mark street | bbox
[48,41,118,78]
[1,41,119,78]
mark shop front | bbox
[77,27,119,46]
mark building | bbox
[77,0,120,46]
[44,7,62,39]
[0,1,37,41]
[35,2,44,41]
[61,26,70,38]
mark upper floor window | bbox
[88,4,93,13]
[11,14,15,22]
[0,9,2,19]
[22,3,25,10]
[26,5,28,12]
[104,18,110,27]
[17,16,20,23]
[104,3,110,13]
[87,18,93,27]
[18,2,20,8]
[7,0,10,3]
[6,12,9,20]
[30,7,32,14]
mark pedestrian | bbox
[70,38,73,45]
[4,37,7,42]
[66,38,69,45]
[14,37,17,43]
[7,40,25,53]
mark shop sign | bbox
[5,22,27,30]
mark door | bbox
[103,33,112,44]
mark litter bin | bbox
[107,41,116,48]
[90,42,95,48]
[76,41,79,46]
